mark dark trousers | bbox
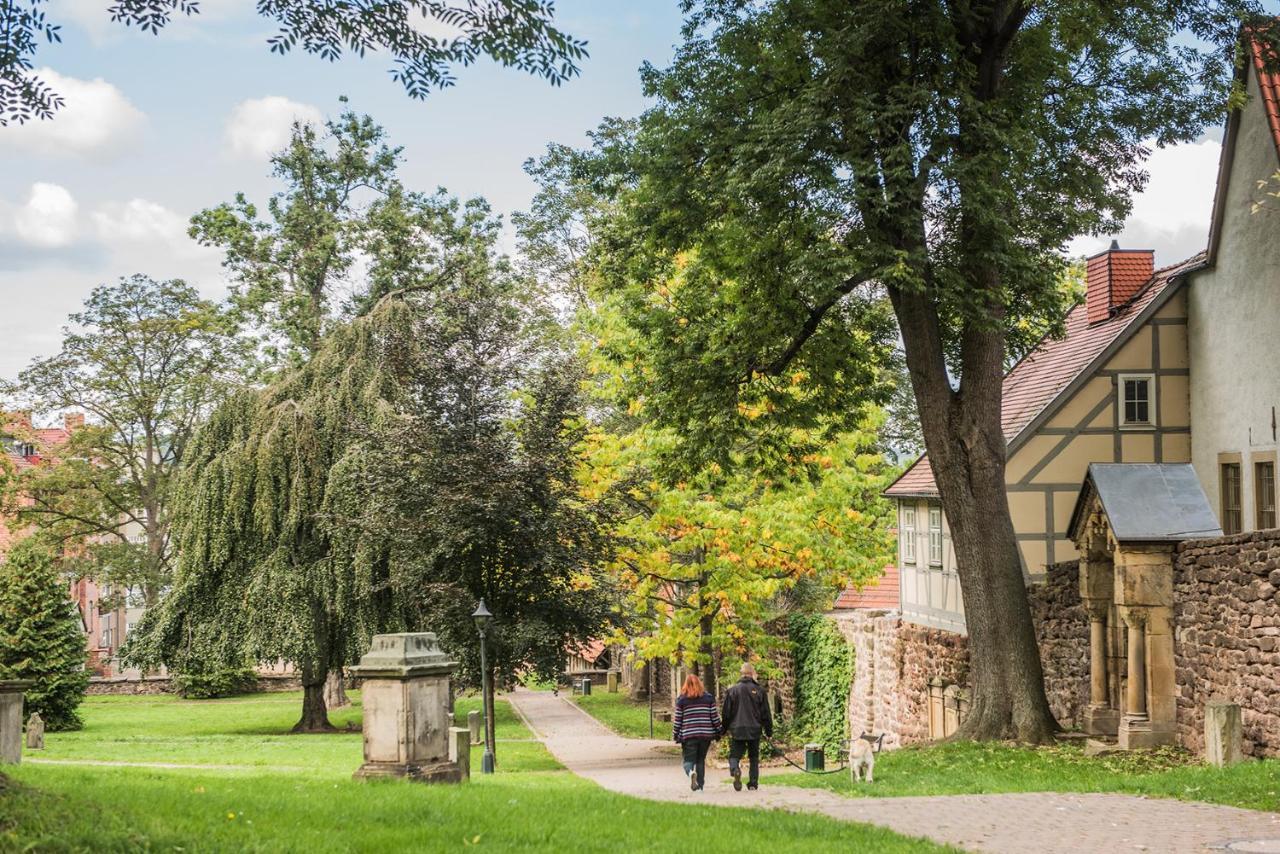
[728,738,761,786]
[681,738,712,788]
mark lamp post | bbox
[472,599,496,774]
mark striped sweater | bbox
[673,692,722,742]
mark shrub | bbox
[171,667,259,699]
[788,614,853,753]
[0,537,90,730]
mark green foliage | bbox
[3,2,587,126]
[0,537,89,731]
[170,667,259,700]
[3,275,246,605]
[788,614,853,753]
[571,691,672,741]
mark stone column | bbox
[1080,551,1118,736]
[1115,544,1175,750]
[350,633,463,783]
[0,681,31,765]
[1125,614,1147,718]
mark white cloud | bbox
[224,96,324,160]
[92,199,186,243]
[407,9,467,41]
[0,68,144,158]
[1068,139,1222,266]
[11,183,79,248]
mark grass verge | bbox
[570,690,672,740]
[767,740,1280,811]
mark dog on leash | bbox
[849,733,881,783]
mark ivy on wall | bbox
[788,614,853,752]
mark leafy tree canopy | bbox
[2,275,246,606]
[1,0,585,125]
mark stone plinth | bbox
[468,709,481,745]
[607,671,619,693]
[1205,701,1244,767]
[0,681,32,764]
[449,726,471,780]
[350,633,462,783]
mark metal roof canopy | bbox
[1067,463,1223,544]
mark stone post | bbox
[1204,701,1244,767]
[24,713,44,750]
[468,709,481,745]
[606,671,619,693]
[449,726,471,780]
[927,677,945,740]
[0,681,31,764]
[350,633,462,783]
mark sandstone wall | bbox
[1174,530,1280,758]
[833,560,1088,746]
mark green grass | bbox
[0,691,949,853]
[768,740,1280,811]
[570,690,673,740]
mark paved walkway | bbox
[508,688,1280,853]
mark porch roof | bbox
[1067,463,1222,545]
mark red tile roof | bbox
[885,254,1204,498]
[569,639,607,663]
[834,564,899,610]
[1251,28,1280,159]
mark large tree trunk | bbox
[293,666,335,733]
[891,284,1058,744]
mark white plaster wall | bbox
[1188,68,1280,531]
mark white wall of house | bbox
[896,498,965,633]
[1188,67,1280,535]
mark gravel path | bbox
[508,688,1280,853]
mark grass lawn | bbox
[0,691,948,853]
[767,740,1280,812]
[570,690,673,740]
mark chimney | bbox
[1086,241,1155,324]
[63,412,85,433]
[4,410,33,433]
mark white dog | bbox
[849,734,878,783]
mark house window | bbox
[1222,462,1243,535]
[901,506,917,564]
[1257,461,1276,530]
[1118,374,1155,427]
[928,506,943,566]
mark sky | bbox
[0,2,1258,381]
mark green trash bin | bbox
[804,743,824,772]
[580,678,592,696]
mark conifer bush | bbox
[0,537,90,730]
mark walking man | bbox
[720,662,772,791]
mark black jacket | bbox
[720,676,773,741]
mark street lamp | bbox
[472,599,496,774]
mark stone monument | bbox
[1205,701,1244,767]
[350,633,463,783]
[0,681,31,764]
[25,713,44,750]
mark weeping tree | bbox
[126,195,612,730]
[122,298,414,731]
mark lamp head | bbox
[472,599,494,632]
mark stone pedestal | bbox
[1205,701,1244,767]
[468,709,481,745]
[350,633,462,783]
[606,671,619,693]
[0,681,32,764]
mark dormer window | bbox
[1119,374,1155,428]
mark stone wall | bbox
[86,674,303,696]
[833,560,1089,747]
[1174,530,1280,758]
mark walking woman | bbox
[672,673,721,791]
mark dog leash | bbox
[763,738,850,775]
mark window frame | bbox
[1256,457,1277,530]
[901,505,917,564]
[1221,460,1243,535]
[1117,373,1157,429]
[927,505,944,567]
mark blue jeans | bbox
[681,738,711,788]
